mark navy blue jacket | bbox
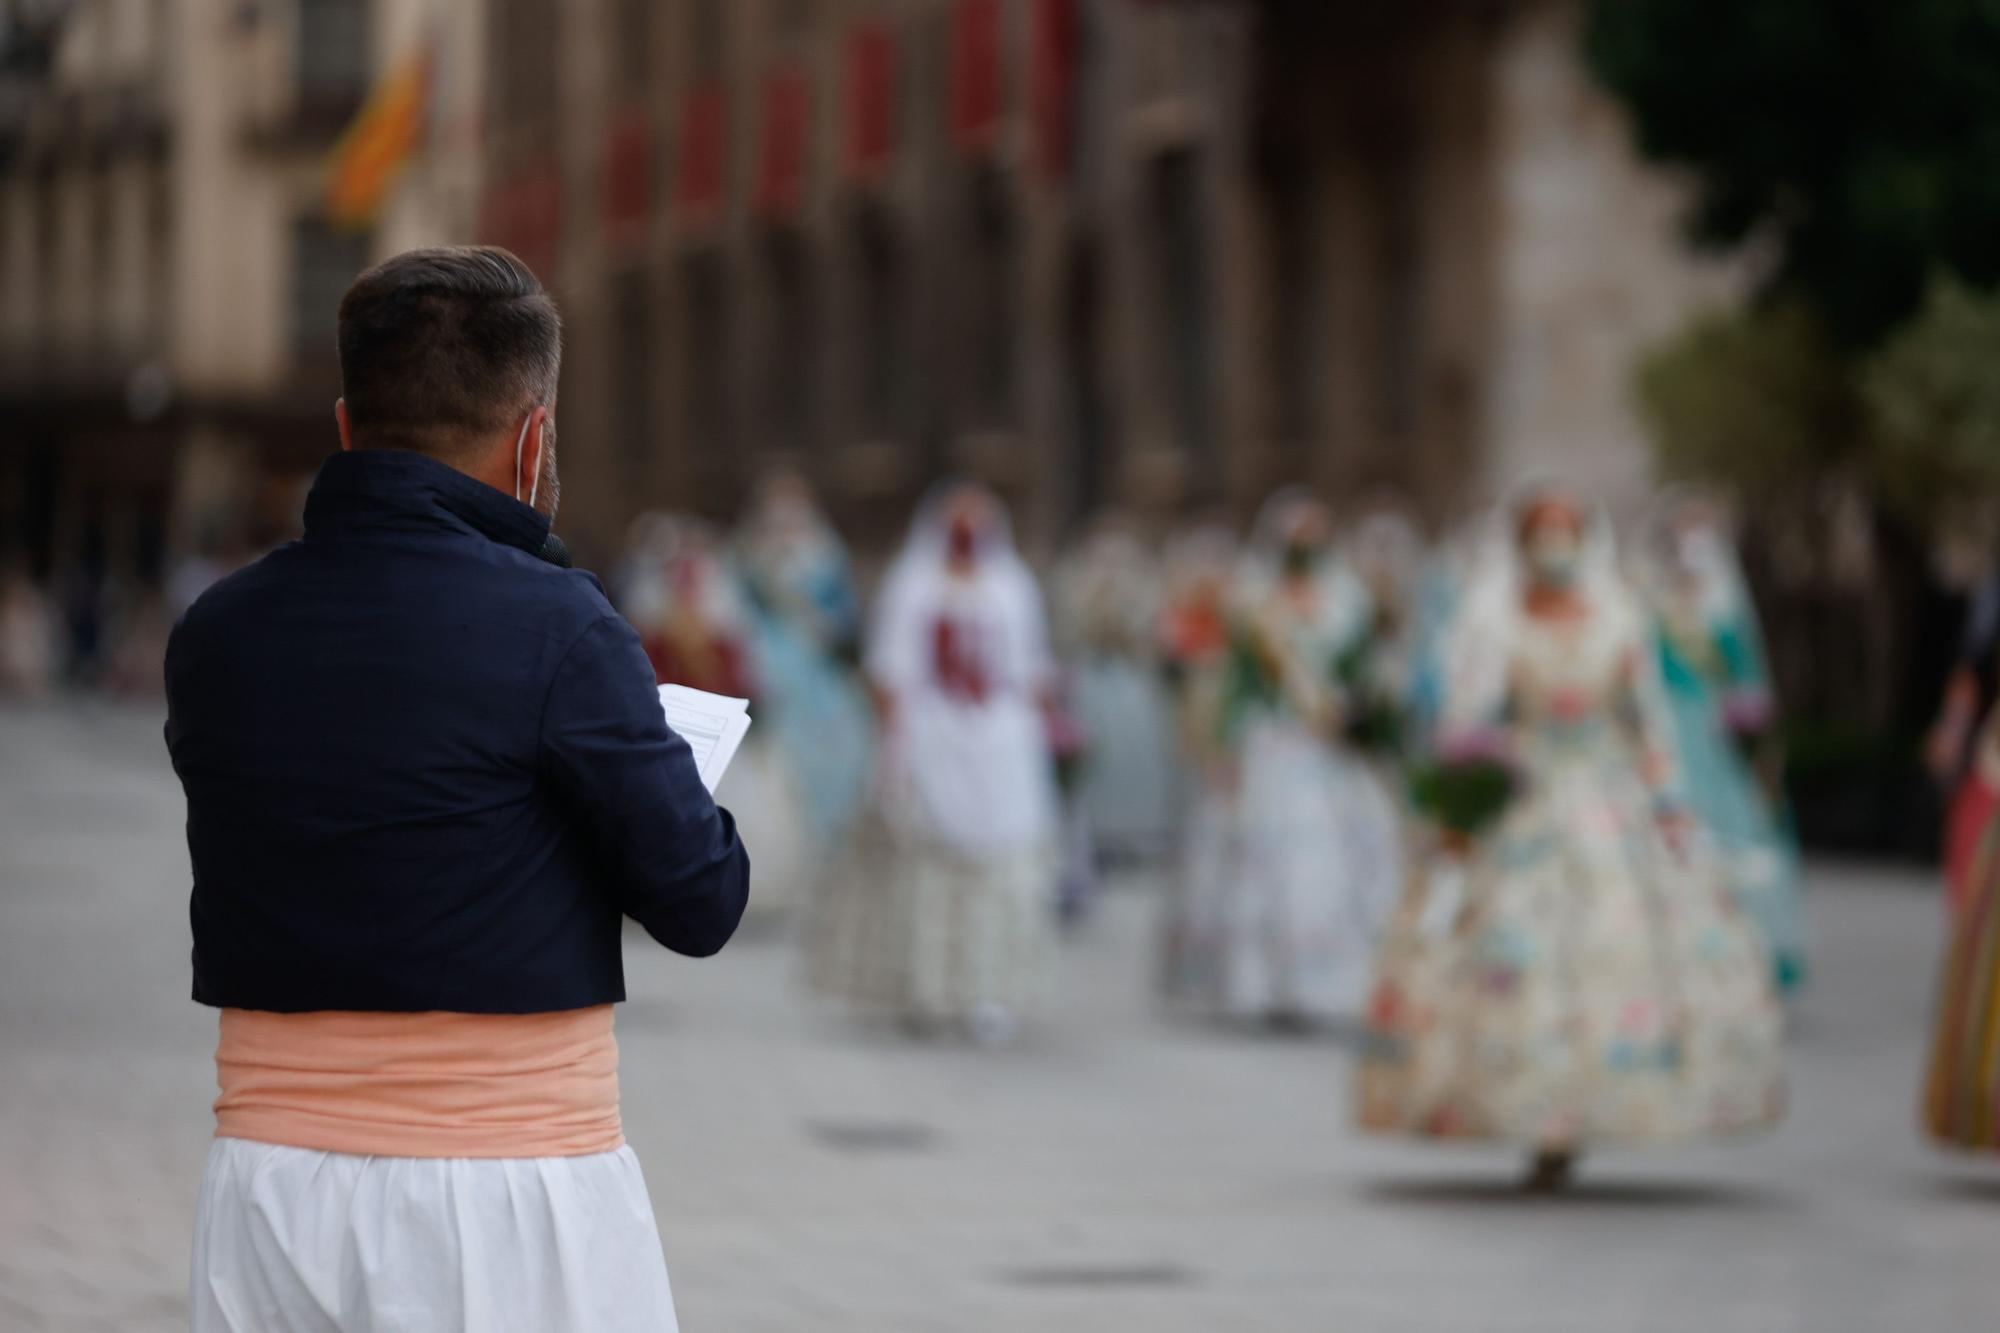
[165,448,750,1013]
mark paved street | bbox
[2,701,1998,1331]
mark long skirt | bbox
[190,1137,677,1332]
[1166,718,1401,1022]
[1924,816,2000,1150]
[1944,768,2000,919]
[805,798,1056,1021]
[1660,680,1806,990]
[1358,735,1786,1147]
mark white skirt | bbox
[191,1137,679,1332]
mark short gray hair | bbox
[336,246,563,455]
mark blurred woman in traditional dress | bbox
[735,472,874,858]
[1634,490,1806,992]
[1187,491,1402,1029]
[1358,483,1786,1189]
[1926,563,2000,917]
[1922,685,2000,1152]
[1154,525,1242,1004]
[1342,502,1429,769]
[808,483,1060,1042]
[1052,515,1176,867]
[618,514,809,921]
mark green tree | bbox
[1635,301,1856,493]
[1864,278,2000,526]
[1584,0,2000,349]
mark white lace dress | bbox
[1358,603,1786,1146]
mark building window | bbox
[854,202,904,442]
[292,216,371,367]
[612,274,655,485]
[490,0,560,155]
[612,0,652,102]
[1376,137,1424,440]
[297,0,368,124]
[763,228,816,456]
[963,163,1016,431]
[690,0,725,79]
[682,249,734,460]
[1147,147,1215,480]
[1061,233,1108,525]
[773,0,812,42]
[1268,178,1315,450]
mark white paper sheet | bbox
[657,684,753,794]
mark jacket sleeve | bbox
[540,613,750,957]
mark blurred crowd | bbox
[609,470,1807,1173]
[20,462,2000,1174]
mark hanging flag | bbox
[324,42,436,229]
[603,103,653,249]
[844,20,897,184]
[677,83,729,219]
[478,162,562,281]
[756,66,811,220]
[1031,0,1077,180]
[950,0,1002,154]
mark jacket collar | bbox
[303,448,552,558]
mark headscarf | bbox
[1631,486,1757,629]
[867,480,1049,699]
[735,469,858,652]
[1054,512,1159,657]
[1441,475,1641,729]
[1234,487,1370,647]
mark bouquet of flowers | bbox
[1408,728,1521,839]
[1333,639,1407,758]
[1216,628,1284,743]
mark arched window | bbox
[761,228,817,456]
[962,162,1017,433]
[682,248,735,461]
[853,201,905,443]
[1146,147,1215,485]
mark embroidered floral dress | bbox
[1358,601,1786,1147]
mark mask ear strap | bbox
[513,411,535,504]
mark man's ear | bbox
[525,404,551,479]
[335,399,354,452]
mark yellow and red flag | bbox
[324,43,436,229]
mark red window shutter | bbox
[756,66,811,220]
[950,0,1002,154]
[676,83,729,218]
[1030,0,1076,180]
[479,161,563,282]
[844,21,897,183]
[603,104,652,247]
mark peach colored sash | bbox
[214,1006,622,1158]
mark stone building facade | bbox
[0,0,1741,585]
[0,0,480,584]
[495,0,1743,561]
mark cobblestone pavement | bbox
[4,702,1999,1331]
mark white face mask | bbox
[1525,530,1582,587]
[514,410,540,509]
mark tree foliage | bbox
[1584,0,2000,349]
[1634,302,1856,493]
[1863,278,2000,524]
